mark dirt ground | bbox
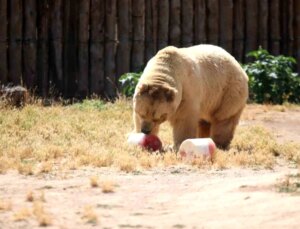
[1,104,300,229]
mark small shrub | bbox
[118,72,142,97]
[243,48,300,104]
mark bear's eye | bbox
[136,111,146,119]
[153,114,167,123]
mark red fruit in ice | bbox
[140,134,162,151]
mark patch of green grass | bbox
[71,99,106,111]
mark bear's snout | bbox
[141,122,152,134]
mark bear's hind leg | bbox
[210,110,243,149]
[198,120,211,138]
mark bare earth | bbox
[1,105,300,229]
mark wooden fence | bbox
[0,0,300,99]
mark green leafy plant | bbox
[243,48,300,104]
[118,72,142,97]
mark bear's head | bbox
[133,84,178,135]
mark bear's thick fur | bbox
[133,45,248,149]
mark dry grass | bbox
[32,201,52,226]
[26,190,45,203]
[13,208,31,221]
[82,205,98,225]
[0,98,299,174]
[100,180,116,193]
[26,191,34,202]
[90,176,99,188]
[0,198,12,212]
[90,176,116,193]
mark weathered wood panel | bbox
[9,0,23,85]
[169,0,181,47]
[269,0,280,55]
[157,0,169,50]
[78,0,90,98]
[49,0,63,95]
[258,0,268,49]
[207,0,219,45]
[23,0,37,89]
[233,0,245,62]
[295,0,300,72]
[145,0,158,62]
[1,1,300,98]
[90,0,105,95]
[63,0,78,98]
[116,0,132,78]
[287,0,294,57]
[245,0,258,56]
[181,0,193,47]
[0,0,7,84]
[194,0,206,44]
[281,0,288,55]
[104,0,117,98]
[219,0,233,53]
[37,0,49,97]
[131,0,145,72]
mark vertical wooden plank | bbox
[116,0,132,78]
[0,0,8,84]
[9,0,23,85]
[49,0,63,95]
[219,0,233,53]
[131,0,145,72]
[151,0,158,53]
[37,0,49,97]
[181,0,193,47]
[157,0,169,50]
[104,0,117,99]
[287,0,294,57]
[281,0,288,55]
[295,0,300,72]
[207,0,219,45]
[269,0,280,55]
[169,0,181,47]
[145,0,158,62]
[245,0,258,55]
[233,0,245,62]
[258,0,268,49]
[78,0,90,98]
[23,0,37,89]
[63,0,78,98]
[90,0,105,96]
[194,0,207,44]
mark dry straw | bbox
[0,98,299,174]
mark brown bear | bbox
[132,45,248,149]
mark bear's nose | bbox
[141,128,151,135]
[141,122,152,134]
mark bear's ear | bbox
[138,84,176,102]
[138,84,151,95]
[162,87,176,102]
